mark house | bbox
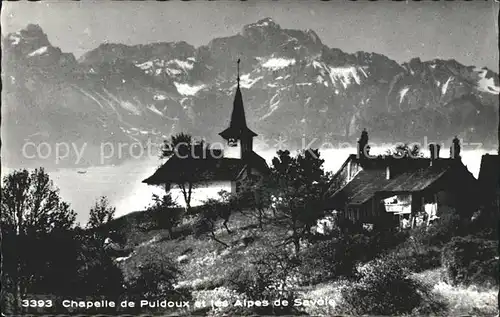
[325,131,479,229]
[142,60,269,207]
[477,153,500,212]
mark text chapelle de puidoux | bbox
[58,297,337,310]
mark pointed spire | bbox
[219,58,258,142]
[237,58,241,86]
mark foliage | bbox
[1,168,76,236]
[340,258,447,315]
[1,227,125,314]
[389,238,442,273]
[225,247,302,315]
[468,206,499,240]
[269,149,331,254]
[386,142,423,158]
[235,176,273,229]
[441,235,498,288]
[298,238,357,285]
[87,196,116,229]
[125,246,190,307]
[195,192,235,247]
[160,132,208,209]
[161,132,202,159]
[0,168,77,314]
[71,229,126,297]
[145,193,182,238]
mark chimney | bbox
[386,165,391,180]
[429,143,440,165]
[450,136,461,160]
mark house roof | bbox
[142,150,269,186]
[326,156,475,208]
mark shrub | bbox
[389,237,442,273]
[340,258,447,316]
[441,236,498,288]
[146,194,182,237]
[412,206,462,247]
[71,230,126,298]
[225,248,302,315]
[298,239,358,285]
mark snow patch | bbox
[399,87,410,104]
[239,74,264,89]
[9,34,20,45]
[476,69,500,95]
[262,58,296,70]
[328,66,363,89]
[174,82,205,96]
[261,93,281,120]
[166,68,182,76]
[120,101,142,116]
[136,61,153,70]
[359,67,369,78]
[312,60,323,69]
[147,105,163,116]
[153,94,167,101]
[28,46,48,57]
[442,76,452,95]
[168,59,193,71]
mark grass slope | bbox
[106,210,498,316]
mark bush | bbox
[71,230,126,298]
[389,238,442,273]
[225,248,302,315]
[441,236,498,288]
[298,239,358,285]
[340,258,447,315]
[412,206,462,247]
[146,194,183,237]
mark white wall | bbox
[223,141,241,159]
[169,180,233,207]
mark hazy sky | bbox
[1,0,499,71]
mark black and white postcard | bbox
[1,0,499,316]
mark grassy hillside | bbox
[104,209,498,316]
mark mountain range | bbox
[2,18,499,167]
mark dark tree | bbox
[87,196,116,229]
[235,176,273,229]
[1,168,76,313]
[269,149,331,254]
[146,193,181,238]
[197,191,236,248]
[160,133,208,210]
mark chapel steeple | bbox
[219,59,258,159]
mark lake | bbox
[1,147,493,225]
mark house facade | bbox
[143,60,269,207]
[325,132,479,228]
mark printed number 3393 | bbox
[22,300,53,308]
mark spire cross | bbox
[237,58,241,85]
